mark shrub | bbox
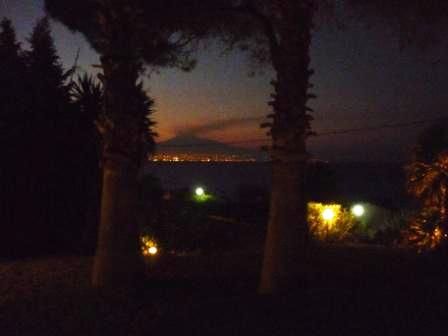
[307,202,356,243]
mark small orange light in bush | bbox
[141,235,159,257]
[148,246,158,255]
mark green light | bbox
[193,186,213,202]
[195,187,205,196]
[351,204,365,217]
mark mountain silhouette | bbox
[156,135,267,160]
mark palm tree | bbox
[45,0,448,293]
[45,0,204,288]
[348,1,448,251]
[70,73,157,259]
[70,74,103,253]
[255,0,448,291]
[406,151,448,250]
[405,121,448,251]
[239,1,317,294]
[45,0,323,292]
[71,73,103,118]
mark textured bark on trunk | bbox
[259,1,314,294]
[260,161,308,293]
[92,50,144,289]
[92,155,142,287]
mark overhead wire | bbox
[157,116,448,148]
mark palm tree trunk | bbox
[92,156,141,287]
[92,54,144,289]
[259,1,314,294]
[260,161,308,292]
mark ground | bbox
[1,245,447,335]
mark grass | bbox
[1,245,448,335]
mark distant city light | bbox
[150,153,257,162]
[322,208,335,221]
[351,204,365,217]
[195,187,205,196]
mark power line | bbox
[317,116,448,136]
[157,116,448,148]
[158,138,267,148]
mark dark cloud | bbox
[177,117,263,136]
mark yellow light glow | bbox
[140,235,159,257]
[322,208,335,221]
[308,202,354,242]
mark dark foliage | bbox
[0,18,26,138]
[137,186,264,255]
[412,121,448,164]
[1,19,96,257]
[0,18,28,257]
[44,0,236,72]
[348,0,448,48]
[0,16,159,258]
[68,74,104,254]
[404,123,448,250]
[305,161,340,203]
[0,17,83,257]
[131,81,157,161]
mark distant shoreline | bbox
[147,160,268,164]
[145,160,404,165]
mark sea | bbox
[143,162,271,197]
[143,161,408,207]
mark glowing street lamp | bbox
[195,187,205,197]
[351,204,365,217]
[148,246,158,255]
[141,235,159,257]
[322,208,335,221]
[193,186,213,202]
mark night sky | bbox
[3,0,448,162]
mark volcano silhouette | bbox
[157,135,266,160]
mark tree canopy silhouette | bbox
[0,18,27,140]
[44,0,242,288]
[0,18,28,257]
[348,0,448,48]
[0,17,134,257]
[43,0,338,291]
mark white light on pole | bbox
[195,187,205,196]
[351,204,365,217]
